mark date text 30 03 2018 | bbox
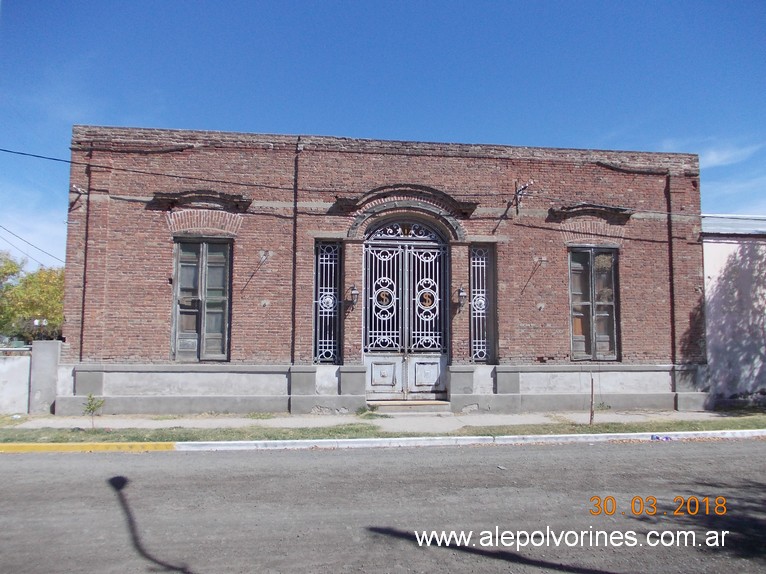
[589,495,727,517]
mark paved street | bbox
[1,439,764,573]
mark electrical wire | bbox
[0,225,65,263]
[0,233,48,267]
[0,145,743,222]
[1,146,308,194]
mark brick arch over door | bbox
[342,185,470,241]
[356,208,463,245]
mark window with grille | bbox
[173,240,231,362]
[314,242,342,364]
[470,245,495,362]
[569,247,619,360]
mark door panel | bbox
[409,356,447,392]
[364,222,448,399]
[365,246,403,352]
[367,358,404,398]
[408,246,444,352]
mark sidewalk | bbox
[10,408,728,434]
[3,409,765,453]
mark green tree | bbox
[0,252,64,342]
[0,250,22,286]
[0,251,23,341]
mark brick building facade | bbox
[56,125,706,415]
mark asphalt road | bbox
[1,439,764,574]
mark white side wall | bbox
[703,236,766,398]
[0,354,30,414]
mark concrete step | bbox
[367,400,451,414]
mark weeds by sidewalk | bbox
[0,413,764,444]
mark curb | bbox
[175,428,766,451]
[0,442,175,454]
[3,428,764,454]
[493,428,766,445]
[175,435,496,451]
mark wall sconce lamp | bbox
[457,286,467,310]
[349,284,359,307]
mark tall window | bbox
[569,248,618,360]
[174,240,231,361]
[470,245,495,362]
[314,242,342,364]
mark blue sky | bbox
[1,0,764,269]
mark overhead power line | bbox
[0,146,296,193]
[0,145,737,221]
[0,233,48,267]
[0,225,65,264]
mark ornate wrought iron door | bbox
[363,222,448,398]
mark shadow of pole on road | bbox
[107,475,198,574]
[367,526,617,574]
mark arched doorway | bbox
[363,219,449,400]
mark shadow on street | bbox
[367,525,617,574]
[107,475,199,574]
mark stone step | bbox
[367,400,451,414]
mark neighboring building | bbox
[55,126,706,415]
[701,215,766,405]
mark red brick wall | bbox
[63,126,704,366]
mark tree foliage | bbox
[0,251,64,342]
[0,251,22,286]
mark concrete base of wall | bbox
[450,394,521,414]
[449,364,690,413]
[56,363,292,415]
[675,392,710,411]
[450,393,676,414]
[290,395,366,415]
[55,395,289,415]
[56,363,370,416]
[53,362,706,415]
[520,392,675,412]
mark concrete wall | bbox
[29,341,61,414]
[0,342,68,415]
[49,359,704,415]
[703,237,766,402]
[0,352,30,414]
[448,364,698,414]
[54,363,293,415]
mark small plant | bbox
[246,412,276,420]
[355,404,391,419]
[596,402,612,411]
[82,393,105,429]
